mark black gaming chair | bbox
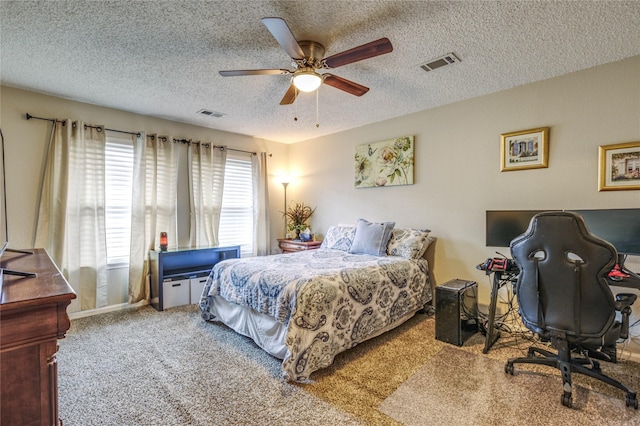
[505,211,638,409]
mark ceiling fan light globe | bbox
[293,72,322,92]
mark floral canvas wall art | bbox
[355,136,414,188]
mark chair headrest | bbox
[510,211,616,266]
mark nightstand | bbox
[278,239,322,253]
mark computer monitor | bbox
[485,210,539,248]
[0,130,6,253]
[0,128,35,278]
[486,209,640,256]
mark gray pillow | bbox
[349,218,395,256]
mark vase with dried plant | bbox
[283,202,316,240]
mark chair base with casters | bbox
[505,292,639,409]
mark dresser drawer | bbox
[278,239,322,253]
[280,241,305,251]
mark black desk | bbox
[483,268,640,354]
[607,275,640,290]
[483,269,518,354]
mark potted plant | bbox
[283,202,316,240]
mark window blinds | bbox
[105,136,134,266]
[218,153,253,257]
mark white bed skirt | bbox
[206,295,421,361]
[207,295,290,359]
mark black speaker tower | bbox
[435,279,478,346]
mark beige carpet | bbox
[57,305,640,425]
[58,305,365,425]
[302,315,640,425]
[379,346,638,426]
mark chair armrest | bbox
[614,293,637,311]
[615,293,637,340]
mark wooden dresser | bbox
[0,248,76,426]
[278,239,322,253]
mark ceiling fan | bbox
[219,17,393,105]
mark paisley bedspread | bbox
[200,248,431,381]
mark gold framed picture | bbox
[598,141,640,191]
[500,127,549,172]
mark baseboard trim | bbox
[69,300,148,320]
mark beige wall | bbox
[289,56,639,284]
[288,56,640,354]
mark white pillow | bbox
[387,228,432,259]
[349,218,395,256]
[320,225,356,251]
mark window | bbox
[104,141,253,264]
[105,135,134,266]
[218,153,253,257]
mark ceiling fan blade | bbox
[261,17,305,60]
[219,69,291,77]
[323,74,369,96]
[280,84,298,105]
[323,38,393,69]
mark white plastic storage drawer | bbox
[190,276,208,304]
[162,278,190,309]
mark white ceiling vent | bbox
[420,53,461,72]
[197,109,225,118]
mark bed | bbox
[199,220,433,382]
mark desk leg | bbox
[483,273,501,354]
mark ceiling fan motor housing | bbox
[297,40,325,68]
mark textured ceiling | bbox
[1,1,639,144]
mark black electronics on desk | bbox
[486,208,640,256]
[435,279,478,346]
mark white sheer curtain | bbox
[34,120,108,312]
[128,134,179,304]
[188,143,227,247]
[252,152,270,256]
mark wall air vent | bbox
[197,109,225,118]
[420,53,461,72]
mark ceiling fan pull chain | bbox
[294,86,298,122]
[316,86,320,128]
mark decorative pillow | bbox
[349,218,395,256]
[320,225,356,251]
[387,228,432,259]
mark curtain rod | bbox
[172,138,256,156]
[25,113,263,156]
[26,113,141,137]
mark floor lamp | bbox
[281,181,289,238]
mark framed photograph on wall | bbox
[355,136,414,188]
[500,127,549,172]
[598,141,640,191]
